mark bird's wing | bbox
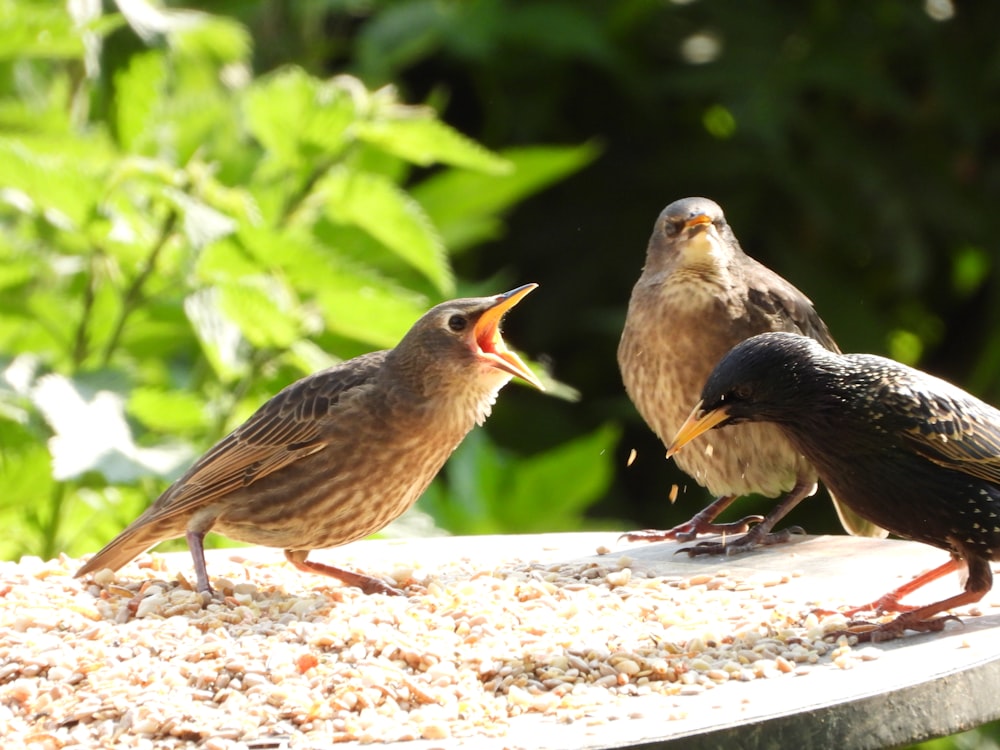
[740,261,841,355]
[740,261,891,535]
[143,351,388,523]
[900,388,1000,485]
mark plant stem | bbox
[43,481,67,561]
[101,210,178,367]
[72,251,100,368]
[278,156,337,227]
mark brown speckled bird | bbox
[618,197,882,553]
[668,331,1000,640]
[76,285,543,596]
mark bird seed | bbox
[0,548,889,747]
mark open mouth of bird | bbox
[473,284,544,390]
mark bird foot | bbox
[310,563,404,596]
[680,525,806,557]
[839,594,921,617]
[285,553,404,596]
[828,613,962,643]
[620,515,764,544]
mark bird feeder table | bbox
[7,533,1000,749]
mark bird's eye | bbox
[447,314,468,332]
[663,220,682,237]
[733,383,754,401]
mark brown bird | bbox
[76,285,543,596]
[618,197,882,553]
[668,331,1000,640]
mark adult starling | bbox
[76,285,543,596]
[618,197,881,553]
[668,331,1000,640]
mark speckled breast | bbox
[619,280,813,499]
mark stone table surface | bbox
[11,532,1000,749]
[300,531,1000,749]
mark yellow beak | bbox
[473,283,545,390]
[683,213,713,230]
[666,400,732,458]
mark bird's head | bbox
[390,284,544,398]
[645,196,741,277]
[666,332,835,457]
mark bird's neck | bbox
[632,265,731,320]
[377,362,510,435]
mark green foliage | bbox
[0,0,595,561]
[418,424,621,535]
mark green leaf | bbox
[0,136,106,229]
[171,14,251,64]
[312,268,431,348]
[356,117,512,174]
[216,277,303,349]
[0,438,56,560]
[503,424,620,531]
[0,71,75,135]
[414,143,600,252]
[114,50,167,153]
[0,1,85,60]
[418,429,509,534]
[127,387,209,435]
[279,339,341,377]
[165,188,239,249]
[355,0,448,84]
[319,167,453,294]
[232,227,430,348]
[184,288,250,383]
[0,259,34,292]
[420,425,619,535]
[243,68,355,166]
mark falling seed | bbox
[669,484,679,504]
[627,448,637,467]
[704,444,714,458]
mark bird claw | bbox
[825,613,962,643]
[355,578,405,597]
[619,514,765,544]
[679,525,806,557]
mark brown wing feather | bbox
[142,350,388,523]
[739,259,841,354]
[76,351,388,575]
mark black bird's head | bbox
[667,332,838,456]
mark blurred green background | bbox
[1,0,997,746]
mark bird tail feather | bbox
[832,496,889,538]
[75,520,171,578]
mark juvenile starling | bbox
[618,197,881,553]
[76,285,543,596]
[668,331,1000,640]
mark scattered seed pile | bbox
[2,546,884,749]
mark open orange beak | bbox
[665,400,732,458]
[473,283,545,390]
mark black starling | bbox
[76,285,543,596]
[618,197,883,553]
[668,331,1000,640]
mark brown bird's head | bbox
[643,197,744,281]
[386,284,544,421]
